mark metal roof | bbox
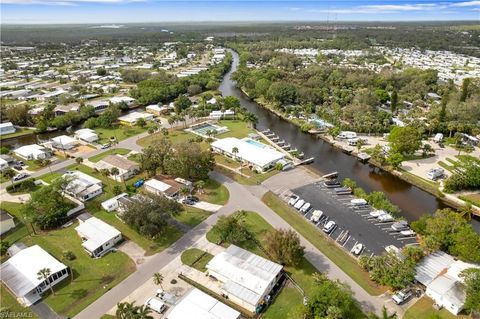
[415,251,455,286]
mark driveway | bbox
[192,201,222,212]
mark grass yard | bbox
[197,178,229,205]
[96,125,149,144]
[180,248,214,272]
[214,165,279,186]
[217,120,255,139]
[38,172,62,184]
[404,297,470,319]
[206,211,335,318]
[137,128,204,148]
[88,148,131,163]
[92,209,182,256]
[261,192,387,296]
[400,170,441,196]
[127,153,142,163]
[0,202,31,251]
[0,202,135,318]
[460,193,480,207]
[1,284,38,318]
[0,128,35,141]
[174,207,211,228]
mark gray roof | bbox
[415,251,455,286]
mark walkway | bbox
[75,170,383,318]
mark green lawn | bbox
[214,165,279,186]
[180,248,214,272]
[1,284,38,318]
[197,178,229,205]
[460,193,480,207]
[96,125,150,144]
[404,297,470,319]
[261,192,386,296]
[0,202,135,318]
[0,128,35,141]
[174,207,211,228]
[217,119,255,139]
[38,172,63,184]
[88,148,131,163]
[127,153,142,163]
[206,211,337,318]
[400,170,441,196]
[0,202,31,249]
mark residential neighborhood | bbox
[1,18,480,319]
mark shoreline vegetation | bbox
[238,87,472,212]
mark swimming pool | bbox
[244,138,267,149]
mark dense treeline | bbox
[130,53,232,105]
[232,42,480,136]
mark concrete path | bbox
[75,170,384,318]
[30,301,63,319]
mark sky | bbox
[1,0,480,24]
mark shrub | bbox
[6,178,36,193]
[0,241,10,255]
[63,250,76,261]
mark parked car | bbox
[351,243,364,255]
[323,220,336,233]
[350,198,368,207]
[392,289,412,305]
[182,199,195,205]
[144,297,167,313]
[299,202,311,213]
[310,210,324,223]
[369,210,387,218]
[13,173,29,181]
[288,195,300,206]
[294,199,305,210]
[12,165,23,171]
[377,213,394,223]
[426,167,444,180]
[400,230,416,237]
[186,195,199,202]
[391,221,409,231]
[101,143,111,149]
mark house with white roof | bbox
[109,96,135,106]
[211,137,285,172]
[75,213,122,258]
[118,111,154,126]
[415,251,479,315]
[206,245,283,312]
[0,245,69,306]
[146,104,171,116]
[74,128,99,143]
[167,288,240,319]
[63,170,103,201]
[0,210,16,235]
[144,176,186,199]
[14,144,52,160]
[51,135,77,150]
[0,157,9,171]
[0,122,16,135]
[101,193,129,212]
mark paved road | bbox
[75,170,384,318]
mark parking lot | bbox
[284,181,418,256]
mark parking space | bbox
[287,181,418,256]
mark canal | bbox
[220,50,479,229]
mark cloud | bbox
[306,1,479,15]
[2,0,143,4]
[450,0,480,7]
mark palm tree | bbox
[161,128,169,136]
[152,272,164,290]
[195,180,205,194]
[37,268,55,296]
[2,168,16,186]
[232,146,239,160]
[243,112,258,129]
[75,156,84,165]
[180,187,191,198]
[116,302,153,319]
[100,168,110,178]
[110,167,120,181]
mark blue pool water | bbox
[244,138,267,149]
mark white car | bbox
[323,220,336,233]
[351,243,364,255]
[288,195,300,206]
[369,210,387,218]
[294,199,305,210]
[299,202,311,213]
[144,297,166,314]
[13,173,29,181]
[400,230,416,237]
[310,210,324,223]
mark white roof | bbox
[206,245,282,306]
[415,251,455,285]
[63,170,102,195]
[0,122,14,128]
[211,137,284,168]
[14,144,46,157]
[118,111,153,123]
[52,135,77,145]
[75,216,121,252]
[144,178,171,192]
[109,96,135,104]
[167,288,240,319]
[0,245,67,297]
[75,128,95,135]
[428,275,466,307]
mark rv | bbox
[310,210,324,223]
[433,133,443,143]
[337,131,357,139]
